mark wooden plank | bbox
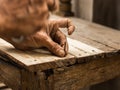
[0,16,119,71]
[0,37,104,71]
[49,55,120,90]
[70,17,120,50]
[68,45,90,57]
[0,16,119,90]
[21,69,48,90]
[51,15,115,52]
[0,60,20,90]
[67,38,103,54]
[68,34,114,52]
[0,46,75,71]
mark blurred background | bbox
[72,0,93,21]
[58,0,120,29]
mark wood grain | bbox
[51,15,116,52]
[0,15,119,72]
[0,60,20,90]
[0,37,104,71]
[69,17,120,50]
[0,15,120,90]
[49,55,120,90]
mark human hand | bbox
[9,18,75,57]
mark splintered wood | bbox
[0,38,104,71]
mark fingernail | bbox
[58,50,65,57]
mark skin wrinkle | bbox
[0,0,75,57]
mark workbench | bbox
[0,15,120,90]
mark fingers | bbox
[44,37,66,57]
[32,31,66,57]
[49,23,68,56]
[48,19,74,56]
[68,21,75,35]
[50,19,75,35]
[52,29,68,56]
[66,19,75,35]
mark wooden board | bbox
[0,37,104,71]
[70,17,120,50]
[0,16,120,90]
[50,54,120,90]
[51,15,120,51]
[0,60,20,90]
[0,15,120,71]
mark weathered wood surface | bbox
[52,15,120,51]
[0,15,120,90]
[0,37,104,71]
[20,70,48,90]
[69,17,120,50]
[0,59,20,90]
[0,15,120,72]
[49,54,120,90]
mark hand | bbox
[9,18,75,57]
[48,19,75,56]
[0,0,59,36]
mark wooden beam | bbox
[49,55,120,90]
[0,60,20,90]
